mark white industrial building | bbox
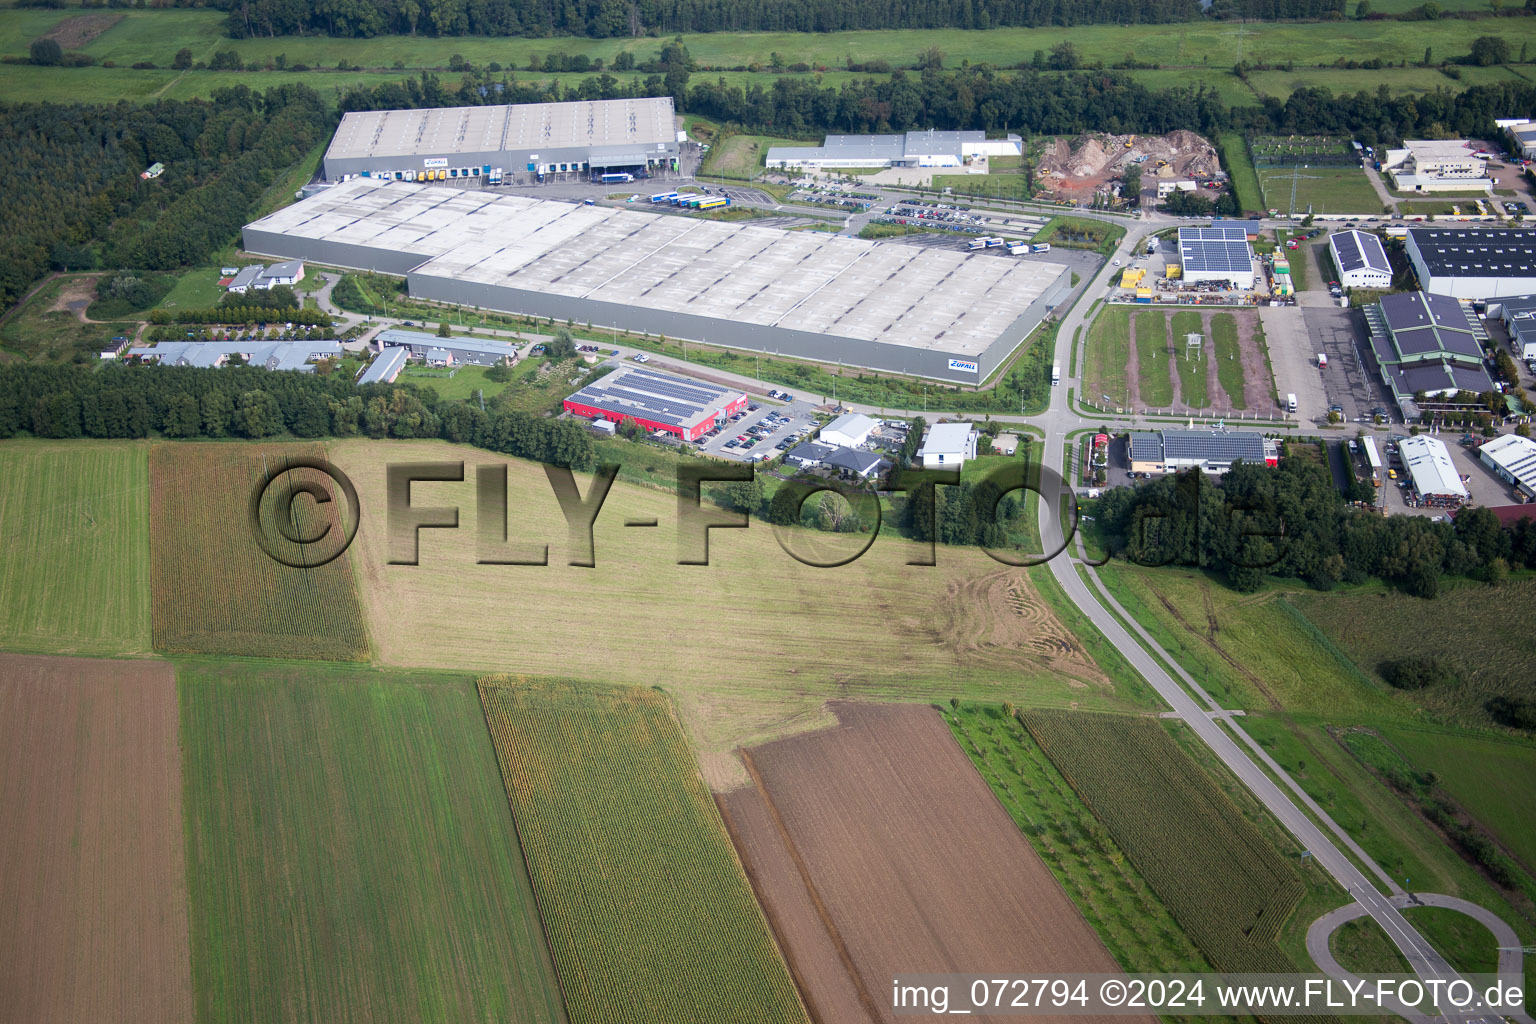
[1493,294,1536,361]
[1381,140,1492,193]
[766,130,1022,171]
[1407,228,1536,299]
[1177,226,1256,289]
[1478,434,1536,499]
[915,422,978,469]
[1329,230,1392,290]
[1498,118,1536,160]
[242,178,1073,384]
[1156,179,1199,199]
[1398,435,1469,501]
[819,412,877,448]
[320,98,680,183]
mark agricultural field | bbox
[333,438,1145,761]
[1258,166,1382,217]
[0,442,151,656]
[946,703,1218,986]
[478,678,807,1024]
[1019,710,1312,979]
[719,702,1139,1024]
[1246,63,1529,101]
[1289,578,1536,730]
[149,442,369,660]
[180,663,566,1024]
[1209,312,1248,408]
[0,654,191,1024]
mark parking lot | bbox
[1304,307,1398,425]
[694,396,821,463]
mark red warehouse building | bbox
[564,364,748,441]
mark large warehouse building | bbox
[1177,226,1256,289]
[320,98,680,183]
[1478,433,1536,499]
[1407,228,1536,299]
[1329,230,1392,290]
[564,364,746,441]
[766,130,1023,171]
[1398,435,1469,503]
[1128,429,1277,475]
[1363,291,1494,415]
[243,178,1074,383]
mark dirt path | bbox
[48,274,104,323]
[1125,312,1143,411]
[0,653,193,1024]
[1163,315,1185,410]
[1234,309,1276,415]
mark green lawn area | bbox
[1245,63,1527,101]
[1133,309,1174,407]
[156,267,236,313]
[399,363,511,401]
[1083,304,1130,408]
[700,133,809,179]
[1217,132,1264,215]
[1329,917,1411,975]
[1404,907,1503,976]
[1258,165,1382,216]
[1032,215,1127,255]
[1209,312,1247,409]
[179,663,567,1024]
[932,173,1038,201]
[0,441,152,656]
[1378,724,1536,874]
[1170,309,1208,408]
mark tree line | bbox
[214,0,1341,40]
[0,85,332,314]
[0,363,598,471]
[1092,457,1536,597]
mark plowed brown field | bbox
[0,654,192,1024]
[719,702,1147,1024]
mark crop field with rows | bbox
[1019,711,1319,992]
[148,443,368,660]
[477,677,808,1024]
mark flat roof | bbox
[1330,230,1390,275]
[565,364,742,431]
[1405,139,1483,161]
[1480,434,1536,491]
[1409,228,1536,278]
[253,179,1070,360]
[918,421,976,453]
[325,98,676,161]
[1399,435,1468,497]
[1178,226,1253,276]
[358,345,408,384]
[377,327,518,358]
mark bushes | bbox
[1379,656,1457,690]
[1487,695,1536,732]
[88,270,174,320]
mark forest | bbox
[0,86,332,312]
[1091,457,1536,597]
[212,0,1340,40]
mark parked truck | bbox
[1317,352,1328,369]
[1032,243,1052,253]
[1286,393,1298,414]
[967,238,988,251]
[1052,364,1062,386]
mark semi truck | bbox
[598,172,634,184]
[985,237,1006,248]
[1052,364,1062,386]
[1008,243,1031,255]
[1032,243,1051,253]
[968,238,989,250]
[649,191,680,203]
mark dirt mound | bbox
[1037,130,1222,199]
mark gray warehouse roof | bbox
[245,178,1071,363]
[325,98,676,162]
[358,345,408,385]
[376,328,518,359]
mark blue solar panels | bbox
[1178,226,1253,276]
[1332,230,1390,275]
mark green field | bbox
[1033,215,1127,255]
[1218,132,1264,215]
[156,267,240,314]
[1404,907,1502,975]
[478,678,809,1024]
[1083,305,1130,409]
[1019,711,1315,981]
[1289,579,1536,730]
[0,442,151,655]
[1258,166,1382,217]
[932,173,1038,201]
[1379,725,1536,874]
[397,363,512,402]
[700,133,807,179]
[947,704,1219,987]
[1329,918,1411,975]
[1134,309,1174,408]
[1247,63,1529,101]
[149,442,370,660]
[180,663,567,1024]
[1170,309,1209,408]
[1209,312,1247,408]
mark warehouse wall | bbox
[323,142,680,181]
[240,229,432,278]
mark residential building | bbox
[226,261,306,294]
[1381,140,1492,193]
[784,441,837,468]
[563,364,747,442]
[140,339,341,372]
[1478,434,1536,499]
[915,422,979,469]
[1329,230,1392,290]
[1407,228,1536,299]
[1398,435,1469,501]
[358,345,409,385]
[819,412,877,448]
[821,447,888,479]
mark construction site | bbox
[1034,131,1226,206]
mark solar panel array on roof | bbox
[1331,230,1390,275]
[1178,226,1253,275]
[1128,432,1162,461]
[1160,429,1267,463]
[566,364,739,429]
[1378,291,1482,359]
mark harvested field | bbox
[0,653,191,1024]
[479,678,807,1024]
[333,438,1127,756]
[149,442,368,660]
[0,441,152,655]
[719,702,1139,1024]
[181,663,566,1024]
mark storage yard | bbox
[1034,131,1224,204]
[244,178,1073,383]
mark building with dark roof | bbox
[1177,226,1255,289]
[1328,230,1392,290]
[766,130,1022,170]
[1406,228,1536,299]
[1363,291,1494,414]
[1126,429,1277,475]
[820,447,888,479]
[1492,293,1536,362]
[564,364,747,441]
[374,328,518,367]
